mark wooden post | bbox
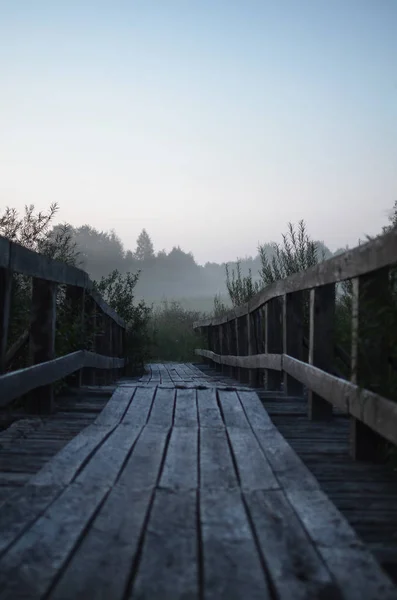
[96,310,107,385]
[248,311,261,387]
[121,325,126,375]
[82,296,96,386]
[107,317,114,384]
[215,325,222,372]
[283,292,304,396]
[232,318,240,381]
[224,320,232,378]
[218,324,225,373]
[308,285,335,419]
[65,285,85,388]
[350,270,389,461]
[28,278,57,413]
[113,322,122,379]
[207,326,214,368]
[266,298,283,391]
[0,268,12,374]
[237,316,249,384]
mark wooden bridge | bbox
[1,232,397,598]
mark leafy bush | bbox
[150,301,206,362]
[213,294,229,317]
[258,220,322,285]
[225,262,260,307]
[94,270,152,374]
[0,204,150,377]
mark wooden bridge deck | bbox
[0,364,396,599]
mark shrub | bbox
[94,270,152,374]
[150,301,206,362]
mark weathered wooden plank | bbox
[200,488,271,599]
[94,386,135,427]
[0,409,143,596]
[0,480,108,599]
[9,239,88,287]
[350,270,390,461]
[121,386,156,427]
[0,484,63,556]
[0,267,12,374]
[264,298,283,391]
[32,424,115,487]
[308,285,335,419]
[50,489,152,600]
[194,349,282,370]
[160,427,198,490]
[174,388,198,427]
[237,391,274,431]
[227,428,279,490]
[283,291,304,396]
[197,388,223,428]
[48,425,168,599]
[282,355,397,446]
[285,487,397,599]
[244,489,339,599]
[318,545,397,600]
[217,390,250,429]
[28,277,57,413]
[119,426,169,491]
[131,489,198,599]
[200,427,238,489]
[146,387,175,428]
[254,426,320,493]
[74,425,142,488]
[0,350,125,409]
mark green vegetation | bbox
[150,301,206,362]
[0,204,151,376]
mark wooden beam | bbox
[350,269,390,461]
[283,292,304,395]
[82,296,97,386]
[195,349,282,371]
[0,268,12,373]
[28,278,57,413]
[215,325,222,373]
[0,236,125,328]
[308,285,335,420]
[237,316,249,384]
[248,312,261,387]
[65,285,85,388]
[9,239,88,287]
[265,298,283,392]
[0,350,125,408]
[282,354,397,447]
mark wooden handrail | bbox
[0,235,125,327]
[0,350,125,408]
[0,235,127,411]
[193,228,397,328]
[194,228,397,462]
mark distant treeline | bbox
[56,225,344,302]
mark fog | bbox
[1,1,396,266]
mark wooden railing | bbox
[194,229,397,461]
[0,236,126,413]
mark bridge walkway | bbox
[0,363,395,599]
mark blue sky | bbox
[1,1,396,263]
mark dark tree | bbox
[135,229,155,261]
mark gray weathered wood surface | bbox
[0,363,396,599]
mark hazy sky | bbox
[1,1,396,264]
